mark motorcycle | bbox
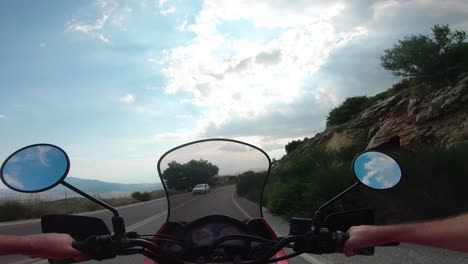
[0,138,401,264]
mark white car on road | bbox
[192,183,210,194]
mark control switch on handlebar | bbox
[289,218,313,235]
[295,228,347,255]
[72,235,118,261]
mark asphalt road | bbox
[1,187,468,264]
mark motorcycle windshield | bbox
[157,139,271,222]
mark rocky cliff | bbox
[299,73,468,153]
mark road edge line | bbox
[231,191,252,219]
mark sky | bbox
[0,0,467,185]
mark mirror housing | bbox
[42,214,111,238]
[312,151,401,231]
[0,144,70,193]
[352,151,402,190]
[2,144,127,237]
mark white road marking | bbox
[270,223,327,264]
[0,197,167,227]
[299,253,327,264]
[125,211,167,231]
[230,190,253,220]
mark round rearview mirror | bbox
[0,144,70,193]
[353,151,401,190]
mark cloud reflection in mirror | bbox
[1,145,69,192]
[353,151,401,190]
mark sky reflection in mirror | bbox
[354,152,401,189]
[2,146,68,192]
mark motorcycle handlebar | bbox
[72,229,398,263]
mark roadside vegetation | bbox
[0,190,165,222]
[264,145,362,218]
[264,143,468,222]
[235,171,266,203]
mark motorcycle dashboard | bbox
[183,215,248,248]
[156,215,251,262]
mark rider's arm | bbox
[0,233,86,260]
[344,213,468,256]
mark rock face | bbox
[304,73,468,151]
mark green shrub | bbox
[131,191,152,202]
[0,200,26,221]
[266,146,363,218]
[392,144,468,219]
[326,96,369,127]
[236,171,266,202]
[285,138,307,154]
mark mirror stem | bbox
[61,181,120,217]
[313,182,360,231]
[318,182,359,212]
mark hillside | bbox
[266,73,468,223]
[296,73,467,154]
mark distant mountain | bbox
[0,177,163,200]
[65,177,162,194]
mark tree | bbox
[163,159,219,191]
[381,24,467,82]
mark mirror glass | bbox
[353,151,401,190]
[0,144,69,192]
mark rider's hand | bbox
[24,233,87,261]
[343,225,387,257]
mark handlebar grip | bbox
[340,232,375,256]
[379,242,400,246]
[353,247,375,255]
[71,241,87,255]
[71,236,116,261]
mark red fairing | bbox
[262,219,289,264]
[143,222,168,264]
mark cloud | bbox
[112,6,132,31]
[67,3,113,43]
[159,0,176,16]
[39,42,47,48]
[161,5,176,16]
[0,114,7,120]
[157,0,370,155]
[66,0,132,43]
[254,49,282,66]
[4,173,24,190]
[120,94,135,104]
[37,146,53,167]
[361,153,401,188]
[137,131,197,145]
[9,146,53,166]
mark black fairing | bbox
[323,209,374,232]
[41,215,111,264]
